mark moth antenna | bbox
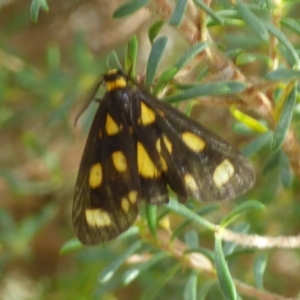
[74,76,104,127]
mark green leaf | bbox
[271,85,297,152]
[263,150,281,174]
[214,237,237,300]
[280,152,294,188]
[125,35,138,76]
[168,198,216,231]
[183,271,198,300]
[241,131,272,157]
[253,253,268,290]
[113,0,150,18]
[184,230,199,248]
[60,238,83,254]
[265,69,300,81]
[171,204,219,240]
[153,67,178,94]
[223,223,250,255]
[185,247,214,262]
[169,0,188,26]
[30,0,49,22]
[145,204,157,238]
[193,0,223,25]
[146,36,168,84]
[281,18,300,36]
[165,81,246,103]
[174,42,208,71]
[46,45,61,72]
[235,0,269,41]
[236,53,272,67]
[148,20,165,44]
[123,252,168,285]
[198,281,215,300]
[106,51,122,70]
[220,201,265,228]
[98,241,142,283]
[264,21,300,67]
[142,263,181,300]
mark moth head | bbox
[104,69,127,91]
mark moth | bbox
[73,69,255,245]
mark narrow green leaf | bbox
[230,107,268,133]
[263,150,281,174]
[265,69,300,81]
[148,20,164,44]
[236,53,272,67]
[254,253,268,290]
[60,238,83,254]
[223,223,250,255]
[184,230,199,248]
[264,21,300,67]
[169,0,188,26]
[123,252,168,285]
[145,204,157,238]
[168,198,216,231]
[214,237,237,300]
[47,45,60,72]
[113,0,150,18]
[271,85,297,152]
[241,131,272,157]
[235,0,269,41]
[98,241,142,283]
[174,42,208,71]
[198,281,215,300]
[281,18,300,36]
[106,51,122,70]
[142,263,181,300]
[193,0,223,25]
[220,201,265,228]
[125,35,138,76]
[183,271,198,300]
[171,204,219,240]
[165,81,246,103]
[117,226,140,241]
[153,67,178,94]
[280,152,294,188]
[185,247,214,262]
[30,0,49,22]
[145,36,168,84]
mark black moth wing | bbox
[136,89,255,202]
[73,89,141,245]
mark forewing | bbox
[129,92,170,205]
[138,91,255,202]
[73,94,140,245]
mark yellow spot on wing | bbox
[89,163,102,188]
[85,208,111,227]
[121,197,130,213]
[162,135,172,154]
[140,102,156,125]
[128,191,138,204]
[112,151,127,172]
[184,173,198,191]
[213,159,235,188]
[155,138,168,171]
[137,142,160,178]
[106,114,120,135]
[182,132,206,152]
